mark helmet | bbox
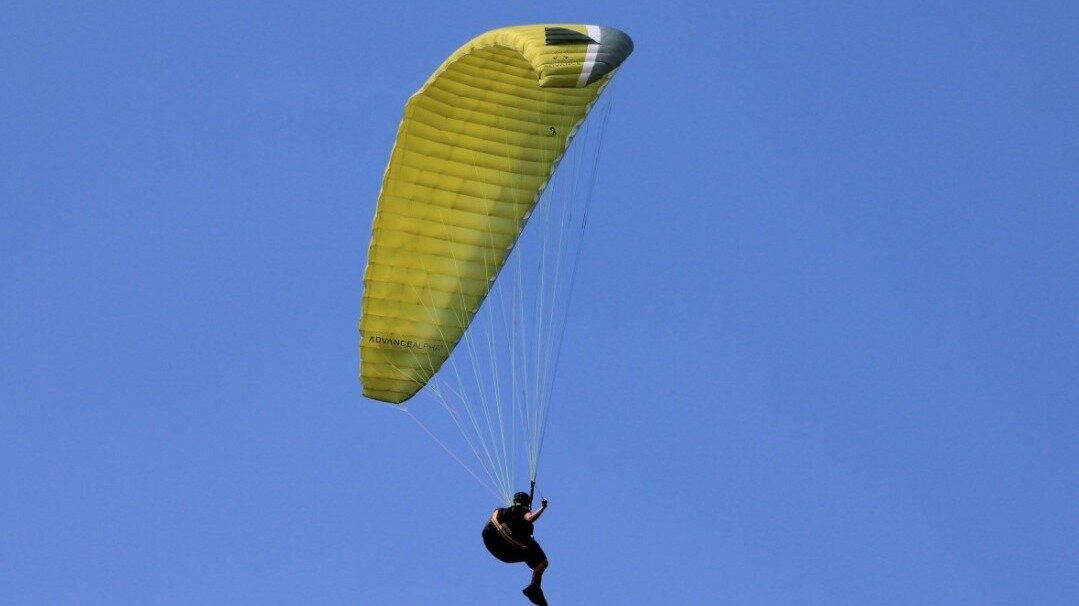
[512,491,532,505]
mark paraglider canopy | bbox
[360,24,633,404]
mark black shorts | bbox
[482,522,547,569]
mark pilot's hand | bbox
[541,498,548,508]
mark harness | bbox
[490,509,529,550]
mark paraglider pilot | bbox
[482,491,550,605]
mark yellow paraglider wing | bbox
[360,24,633,403]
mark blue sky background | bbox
[3,2,1077,604]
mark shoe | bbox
[522,585,547,606]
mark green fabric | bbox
[360,24,632,403]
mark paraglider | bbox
[482,491,550,605]
[359,22,633,405]
[359,23,632,603]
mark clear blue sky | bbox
[3,2,1077,604]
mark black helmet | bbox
[512,491,532,505]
